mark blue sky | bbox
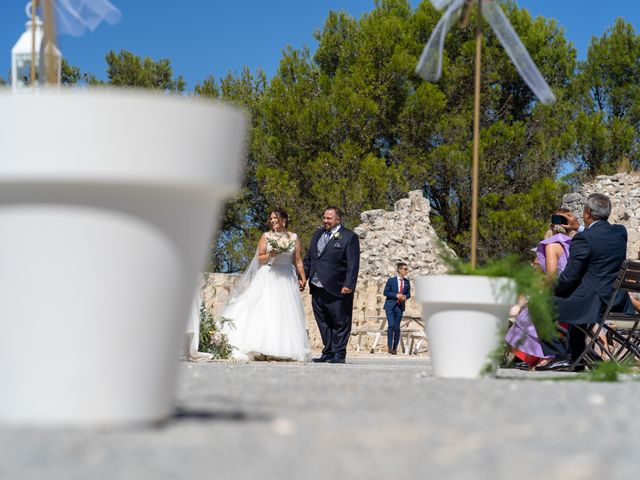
[1,1,639,88]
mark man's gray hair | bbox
[585,193,611,221]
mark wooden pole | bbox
[470,0,482,269]
[43,0,56,85]
[30,0,37,88]
[460,0,474,28]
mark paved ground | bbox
[1,354,639,480]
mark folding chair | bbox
[571,260,640,370]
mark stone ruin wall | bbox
[203,190,450,353]
[562,172,640,259]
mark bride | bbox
[221,208,311,361]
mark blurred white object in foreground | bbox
[0,90,246,426]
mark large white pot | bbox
[415,275,515,378]
[0,90,246,426]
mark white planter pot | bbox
[415,275,515,378]
[0,90,246,426]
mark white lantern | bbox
[11,3,62,93]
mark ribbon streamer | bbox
[416,0,556,105]
[38,0,122,37]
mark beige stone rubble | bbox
[561,172,640,259]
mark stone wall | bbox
[203,189,450,353]
[562,172,640,259]
[354,189,452,284]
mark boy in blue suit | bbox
[383,263,410,354]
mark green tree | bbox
[56,51,185,90]
[103,49,185,92]
[206,0,576,268]
[394,0,576,261]
[480,177,570,257]
[63,2,639,269]
[253,1,413,250]
[572,18,640,177]
[61,59,82,85]
[194,68,269,271]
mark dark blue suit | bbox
[304,226,360,360]
[554,221,631,325]
[546,220,633,358]
[383,276,411,350]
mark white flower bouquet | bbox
[266,233,295,265]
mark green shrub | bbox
[198,302,235,359]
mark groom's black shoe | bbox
[312,354,333,363]
[328,357,345,364]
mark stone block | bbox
[360,209,385,223]
[394,198,411,212]
[354,226,367,238]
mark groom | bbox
[303,207,360,364]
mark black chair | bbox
[570,260,640,370]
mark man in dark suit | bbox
[303,207,360,364]
[383,263,411,355]
[540,193,633,370]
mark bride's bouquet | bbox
[267,233,295,265]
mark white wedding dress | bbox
[221,233,311,361]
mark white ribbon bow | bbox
[416,0,556,105]
[38,0,122,37]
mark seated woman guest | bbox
[505,210,578,369]
[383,263,411,355]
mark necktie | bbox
[398,279,404,304]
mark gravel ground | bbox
[1,354,639,480]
